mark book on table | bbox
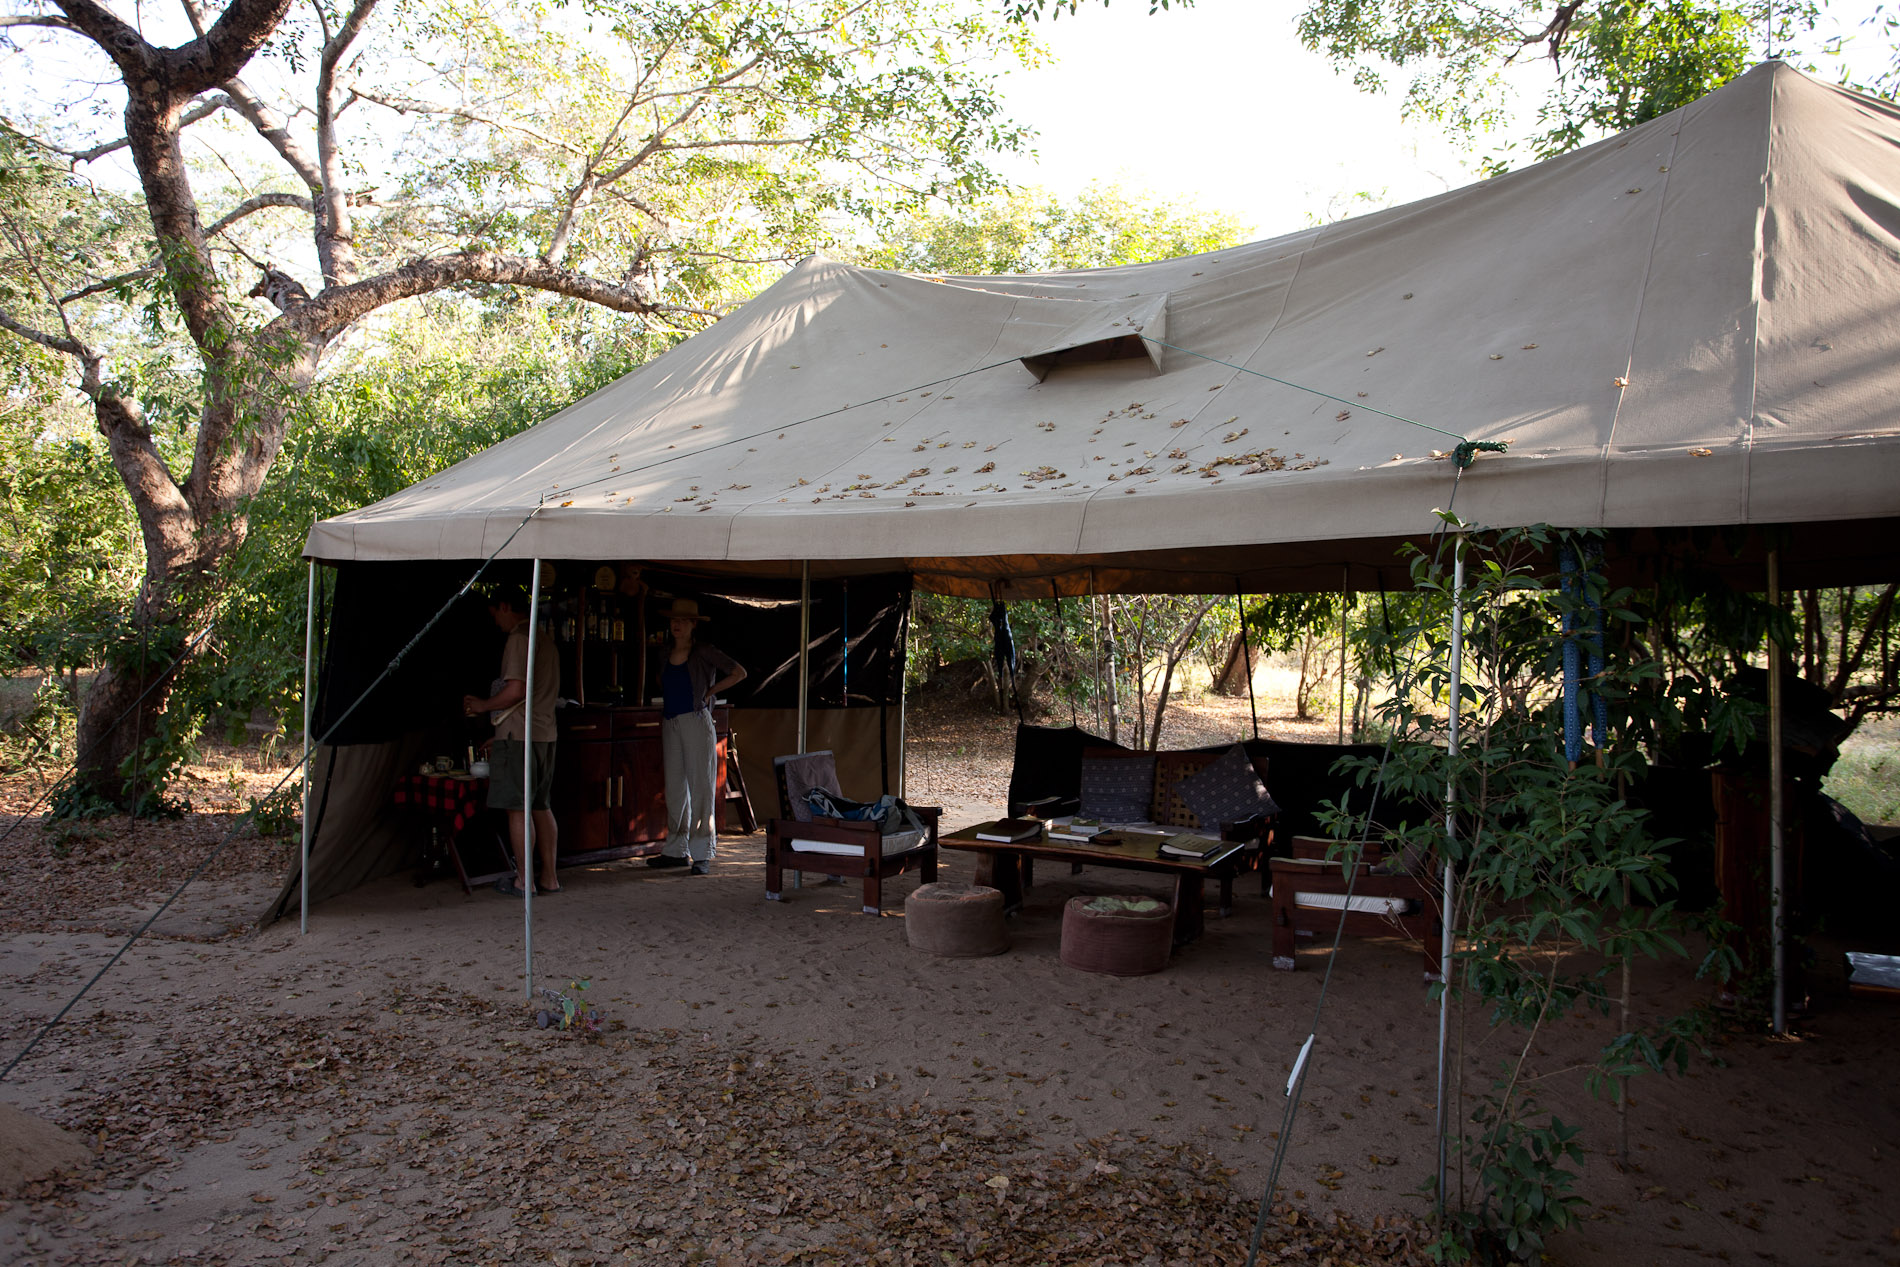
[1158,832,1228,860]
[973,818,1044,843]
[1045,816,1105,843]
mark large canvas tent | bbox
[284,63,1900,922]
[306,63,1900,595]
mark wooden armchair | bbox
[1270,836,1441,979]
[765,751,939,915]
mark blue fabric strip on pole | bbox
[1560,544,1583,765]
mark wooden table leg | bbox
[1171,874,1206,946]
[973,849,1023,914]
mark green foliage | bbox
[1008,0,1190,19]
[0,354,146,678]
[854,182,1246,275]
[206,305,653,722]
[1321,524,1722,1261]
[1823,723,1900,825]
[248,783,302,839]
[1295,0,1822,168]
[372,0,1042,296]
[0,678,78,776]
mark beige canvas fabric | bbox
[306,64,1900,593]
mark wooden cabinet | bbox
[553,705,730,863]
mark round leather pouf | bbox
[905,882,1010,957]
[1059,894,1173,976]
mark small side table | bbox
[392,774,509,894]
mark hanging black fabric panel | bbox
[313,563,910,744]
[639,570,910,710]
[313,561,514,745]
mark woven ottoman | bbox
[905,882,1010,957]
[1059,894,1173,976]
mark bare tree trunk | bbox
[1211,631,1251,696]
[1142,597,1219,750]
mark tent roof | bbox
[307,63,1900,594]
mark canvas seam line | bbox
[1600,98,1695,524]
[1069,234,1323,552]
[545,356,1027,507]
[772,294,1031,511]
[1739,72,1776,524]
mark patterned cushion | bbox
[1153,751,1221,828]
[1078,751,1158,823]
[1179,744,1279,835]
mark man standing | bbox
[464,585,561,895]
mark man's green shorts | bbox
[488,740,556,811]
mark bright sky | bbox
[992,0,1892,238]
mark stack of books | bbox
[1158,833,1227,860]
[1045,816,1105,843]
[972,818,1044,843]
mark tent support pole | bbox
[300,560,316,935]
[1435,536,1465,1225]
[524,559,542,1001]
[897,594,910,799]
[798,562,811,754]
[1768,549,1786,1035]
[795,562,811,889]
[1338,565,1349,745]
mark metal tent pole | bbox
[794,562,812,890]
[300,561,316,935]
[797,562,811,755]
[523,559,542,1001]
[1338,565,1349,745]
[897,593,910,799]
[1435,536,1466,1222]
[1767,550,1786,1035]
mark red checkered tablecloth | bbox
[392,774,489,833]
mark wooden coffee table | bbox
[939,826,1249,947]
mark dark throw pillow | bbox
[1179,744,1279,835]
[1078,752,1157,823]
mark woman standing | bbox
[647,598,746,875]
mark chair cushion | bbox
[1179,744,1279,834]
[1291,890,1418,916]
[1078,751,1158,823]
[778,752,842,823]
[787,827,928,857]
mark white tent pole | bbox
[1767,549,1786,1035]
[797,561,811,754]
[1338,565,1349,745]
[523,559,542,1001]
[1435,535,1466,1223]
[300,560,316,935]
[897,593,910,799]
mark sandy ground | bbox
[1,690,1897,1265]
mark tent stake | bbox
[524,559,542,1001]
[1435,536,1465,1224]
[300,560,316,935]
[1768,549,1786,1035]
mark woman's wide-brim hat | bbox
[660,598,710,622]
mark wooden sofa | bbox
[1003,724,1279,915]
[1269,836,1441,978]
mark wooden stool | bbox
[1060,894,1173,976]
[904,882,1010,957]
